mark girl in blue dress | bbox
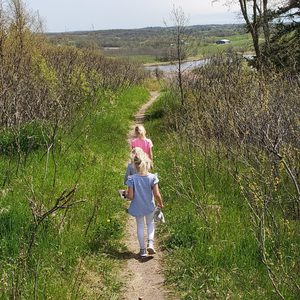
[125,150,163,257]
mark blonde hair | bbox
[131,147,152,173]
[130,147,144,160]
[135,125,146,140]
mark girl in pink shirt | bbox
[130,125,153,164]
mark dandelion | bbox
[107,219,110,222]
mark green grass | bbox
[0,85,151,299]
[197,37,257,57]
[143,92,294,299]
[137,34,262,64]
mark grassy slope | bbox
[128,33,259,65]
[143,94,284,299]
[0,86,150,299]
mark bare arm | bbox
[149,147,153,161]
[153,183,163,209]
[126,186,134,200]
[149,147,153,170]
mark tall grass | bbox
[0,86,150,299]
[144,79,300,299]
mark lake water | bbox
[144,59,210,72]
[144,55,253,72]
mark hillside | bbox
[46,24,247,48]
[46,24,251,63]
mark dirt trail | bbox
[120,91,167,300]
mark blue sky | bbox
[24,0,242,33]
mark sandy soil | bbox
[120,91,168,300]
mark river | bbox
[144,59,209,72]
[144,55,253,72]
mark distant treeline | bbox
[47,24,247,49]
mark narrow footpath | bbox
[120,91,167,300]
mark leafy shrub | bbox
[145,50,300,298]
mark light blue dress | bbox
[126,173,159,218]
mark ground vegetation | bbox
[144,49,300,299]
[0,0,149,298]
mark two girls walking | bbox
[124,125,163,256]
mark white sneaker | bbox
[147,243,156,254]
[139,249,147,257]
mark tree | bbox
[164,5,190,106]
[260,0,300,72]
[214,0,278,69]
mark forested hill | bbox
[46,24,246,49]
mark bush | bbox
[145,51,300,299]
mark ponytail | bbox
[135,125,146,140]
[130,147,144,160]
[132,149,152,173]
